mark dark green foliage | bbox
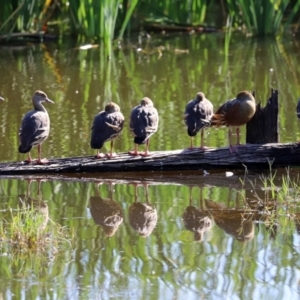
[0,0,299,44]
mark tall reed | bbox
[0,0,299,45]
[225,0,300,35]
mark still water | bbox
[1,32,300,299]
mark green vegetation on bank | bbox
[0,0,299,44]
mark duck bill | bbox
[46,98,54,104]
[0,96,4,101]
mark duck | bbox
[129,183,157,237]
[184,92,213,149]
[19,90,54,164]
[90,102,124,159]
[128,97,159,156]
[211,91,256,153]
[90,182,124,237]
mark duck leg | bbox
[95,149,105,159]
[236,127,240,145]
[37,145,49,164]
[200,129,208,149]
[189,137,194,150]
[128,144,140,156]
[189,186,193,206]
[141,139,151,157]
[24,152,33,163]
[106,140,117,159]
[228,128,238,153]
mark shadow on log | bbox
[246,89,279,144]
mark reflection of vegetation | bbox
[1,178,300,298]
[0,180,72,255]
[0,202,71,254]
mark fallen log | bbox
[0,142,299,175]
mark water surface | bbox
[1,32,300,299]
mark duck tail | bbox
[187,129,197,137]
[210,114,226,127]
[134,136,147,144]
[18,145,32,153]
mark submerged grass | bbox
[247,167,300,205]
[0,198,72,254]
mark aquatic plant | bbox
[225,0,300,35]
[0,199,71,253]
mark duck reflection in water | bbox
[205,191,254,243]
[182,186,212,242]
[90,182,124,237]
[19,178,49,233]
[129,183,157,237]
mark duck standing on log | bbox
[184,92,213,149]
[19,90,54,164]
[211,91,256,153]
[128,97,159,156]
[90,102,125,159]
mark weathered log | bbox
[0,142,299,175]
[246,89,279,143]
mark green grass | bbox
[225,0,300,35]
[0,198,72,254]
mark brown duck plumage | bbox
[211,91,256,153]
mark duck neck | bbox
[34,101,47,113]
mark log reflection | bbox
[90,182,124,237]
[182,187,212,241]
[129,183,158,237]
